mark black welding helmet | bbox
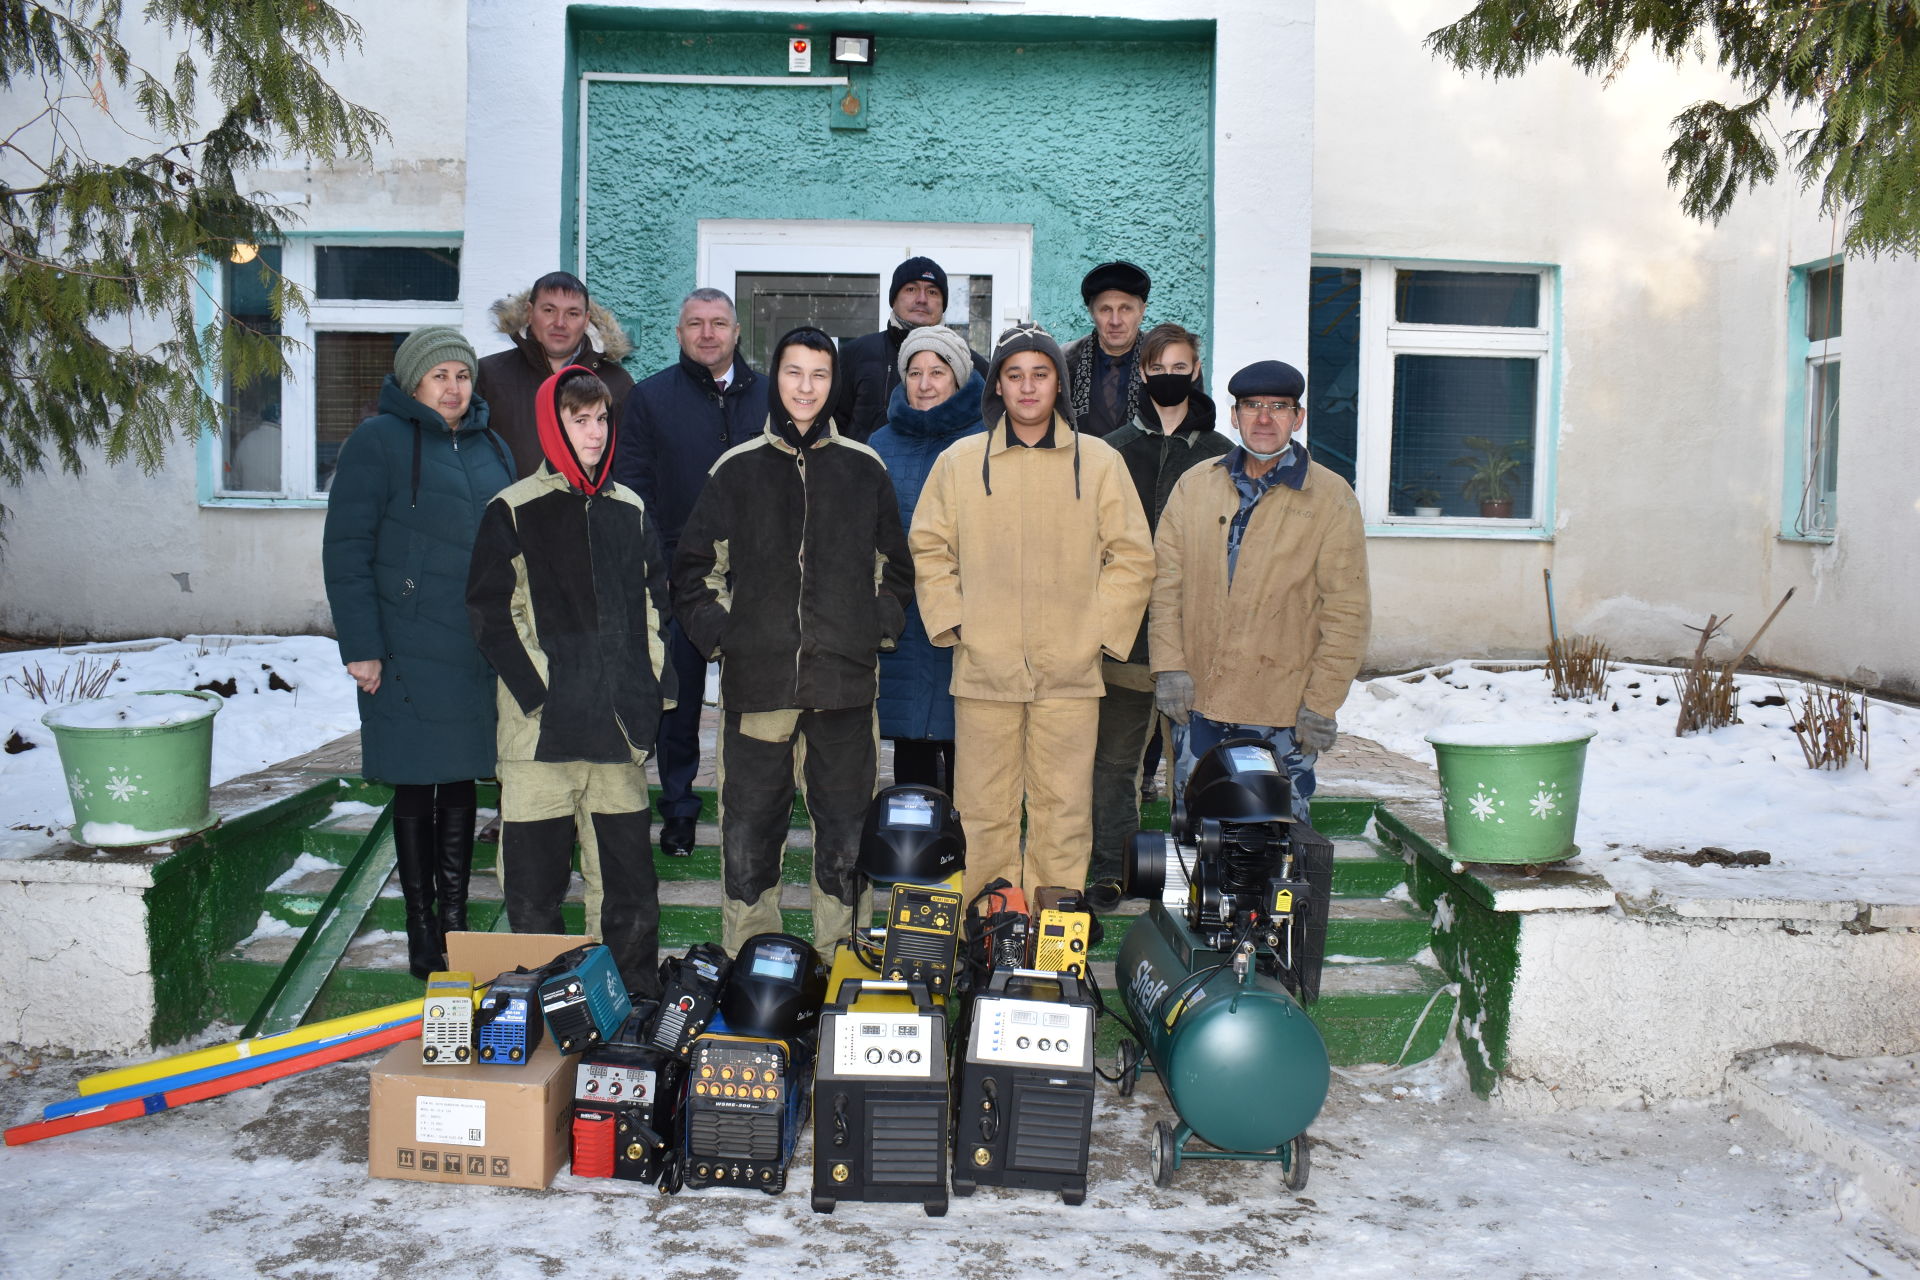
[1175,737,1293,841]
[720,933,828,1040]
[857,785,965,886]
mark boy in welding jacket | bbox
[467,366,676,998]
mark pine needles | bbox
[1789,684,1870,771]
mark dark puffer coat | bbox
[323,376,515,784]
[867,374,987,740]
[476,291,635,479]
[834,321,990,443]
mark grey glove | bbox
[1295,705,1338,754]
[1155,670,1196,725]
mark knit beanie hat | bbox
[394,325,478,397]
[897,324,973,387]
[979,322,1081,498]
[890,256,949,307]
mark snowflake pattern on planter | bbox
[67,769,91,801]
[1528,781,1564,819]
[1465,784,1503,822]
[104,768,146,803]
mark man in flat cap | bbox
[1148,359,1370,821]
[1062,261,1151,437]
[835,255,990,442]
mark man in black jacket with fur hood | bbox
[673,327,913,956]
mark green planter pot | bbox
[1424,721,1596,866]
[42,689,224,847]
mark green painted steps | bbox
[217,789,1454,1069]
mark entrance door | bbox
[698,220,1032,371]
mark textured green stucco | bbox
[575,26,1214,372]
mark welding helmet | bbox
[1174,737,1293,841]
[720,933,828,1040]
[857,784,965,886]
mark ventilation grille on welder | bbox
[887,930,952,965]
[1009,1085,1092,1173]
[865,1098,944,1184]
[689,1110,780,1161]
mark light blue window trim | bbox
[1780,255,1840,543]
[1314,253,1561,542]
[198,231,463,509]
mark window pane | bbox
[1806,264,1843,342]
[1391,355,1537,519]
[315,332,404,492]
[1806,359,1840,532]
[1306,267,1360,486]
[222,246,284,493]
[736,272,879,372]
[1395,270,1539,328]
[314,246,460,302]
[946,273,996,361]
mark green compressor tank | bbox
[1116,901,1329,1164]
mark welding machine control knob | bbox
[866,1048,883,1064]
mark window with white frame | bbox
[1307,260,1553,526]
[1794,261,1842,536]
[217,240,462,498]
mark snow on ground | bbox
[0,637,359,859]
[1340,661,1920,905]
[1,1041,1913,1279]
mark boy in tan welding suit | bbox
[467,366,675,998]
[909,323,1154,905]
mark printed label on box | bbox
[415,1095,487,1146]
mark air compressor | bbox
[1115,737,1333,1189]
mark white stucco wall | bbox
[1317,1,1920,694]
[0,1,467,641]
[1497,908,1920,1108]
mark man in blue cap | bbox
[1147,359,1370,820]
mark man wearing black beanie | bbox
[834,255,989,442]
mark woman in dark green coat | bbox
[322,326,515,978]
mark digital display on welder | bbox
[886,797,936,827]
[1227,744,1279,772]
[1044,924,1065,936]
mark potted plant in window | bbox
[1451,436,1530,518]
[1408,476,1444,518]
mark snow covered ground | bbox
[1,1040,1914,1279]
[1339,661,1920,906]
[0,637,359,858]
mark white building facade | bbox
[0,0,1911,696]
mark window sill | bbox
[201,496,328,510]
[1365,521,1552,542]
[1777,530,1835,546]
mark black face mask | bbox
[1143,372,1193,408]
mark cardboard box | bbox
[367,932,588,1190]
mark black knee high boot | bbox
[436,804,476,936]
[393,813,445,981]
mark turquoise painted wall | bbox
[576,27,1213,372]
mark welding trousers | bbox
[717,706,876,957]
[953,695,1099,906]
[496,758,660,998]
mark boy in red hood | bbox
[467,366,676,998]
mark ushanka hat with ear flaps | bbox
[979,322,1082,499]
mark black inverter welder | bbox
[649,942,730,1058]
[951,967,1098,1205]
[811,965,950,1217]
[570,1042,686,1190]
[681,934,824,1195]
